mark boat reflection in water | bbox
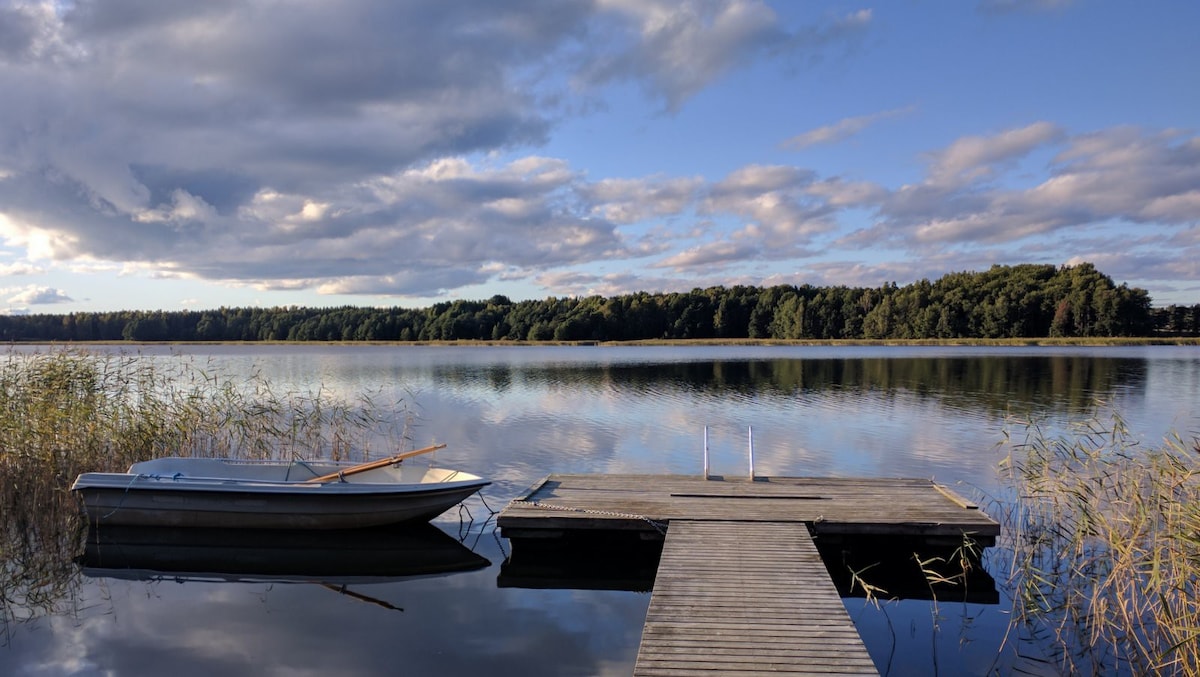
[80,522,490,588]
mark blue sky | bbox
[0,0,1196,314]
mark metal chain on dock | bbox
[507,498,667,535]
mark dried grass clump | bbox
[995,414,1200,675]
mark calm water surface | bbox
[4,345,1198,676]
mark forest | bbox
[1,263,1197,343]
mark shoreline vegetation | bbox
[0,352,409,638]
[2,351,1198,673]
[8,336,1200,347]
[992,417,1200,675]
[2,263,1198,344]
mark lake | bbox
[3,344,1198,676]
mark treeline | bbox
[1,263,1196,343]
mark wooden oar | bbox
[321,583,404,612]
[302,443,447,483]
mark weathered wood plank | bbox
[633,520,878,676]
[500,474,1002,674]
[500,473,998,539]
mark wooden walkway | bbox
[635,520,877,676]
[499,474,999,676]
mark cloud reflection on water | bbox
[4,344,1196,675]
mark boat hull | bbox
[71,458,489,529]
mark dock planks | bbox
[634,520,878,676]
[499,474,999,675]
[499,474,998,540]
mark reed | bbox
[994,413,1200,675]
[0,349,412,638]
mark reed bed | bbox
[993,414,1200,675]
[0,349,412,641]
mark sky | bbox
[0,0,1197,314]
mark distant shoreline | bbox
[9,337,1200,348]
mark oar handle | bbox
[302,443,447,483]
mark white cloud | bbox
[703,165,834,249]
[0,1,672,287]
[583,176,703,224]
[872,125,1199,253]
[768,260,928,289]
[0,1,1194,307]
[585,0,787,111]
[5,285,73,306]
[980,0,1075,13]
[655,241,762,270]
[926,121,1065,187]
[134,190,219,224]
[534,270,649,298]
[1,120,1195,304]
[804,178,887,207]
[783,106,913,150]
[0,261,43,276]
[534,268,748,297]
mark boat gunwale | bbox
[70,471,490,495]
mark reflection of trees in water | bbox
[432,356,1147,419]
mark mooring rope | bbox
[99,473,150,519]
[507,498,667,535]
[141,473,184,481]
[477,493,500,516]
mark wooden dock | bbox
[499,474,998,541]
[636,520,876,676]
[498,474,999,675]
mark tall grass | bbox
[993,414,1200,675]
[0,349,413,641]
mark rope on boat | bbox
[99,473,150,519]
[284,460,319,481]
[507,498,667,535]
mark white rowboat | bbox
[71,456,489,529]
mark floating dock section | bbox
[498,474,998,676]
